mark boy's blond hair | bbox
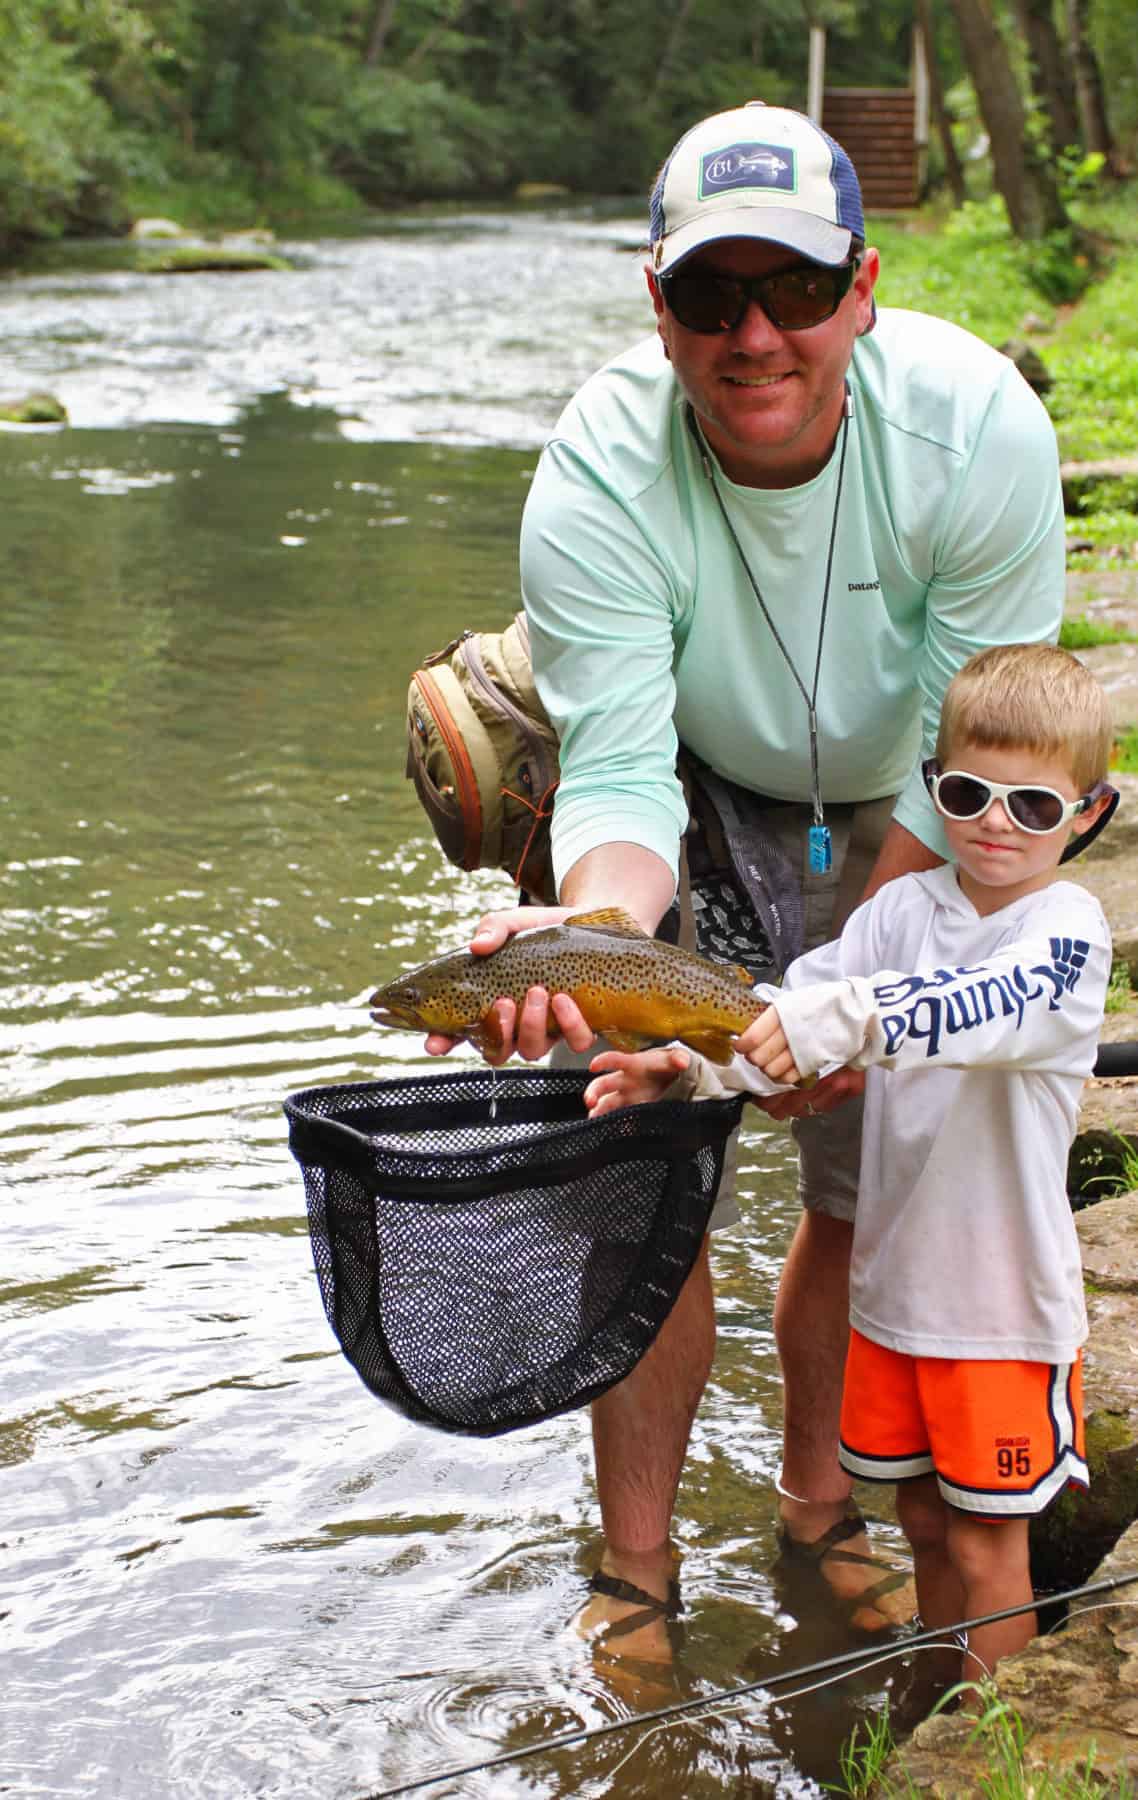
[936,643,1114,792]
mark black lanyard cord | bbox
[685,385,852,838]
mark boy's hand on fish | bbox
[734,1006,802,1085]
[584,1046,691,1116]
[750,1065,867,1121]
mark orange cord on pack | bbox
[501,780,558,891]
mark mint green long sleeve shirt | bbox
[519,308,1065,895]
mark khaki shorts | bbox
[555,792,896,1230]
[694,793,892,1229]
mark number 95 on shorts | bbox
[837,1329,1089,1517]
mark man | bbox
[428,100,1065,1645]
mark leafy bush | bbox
[1021,226,1095,305]
[941,194,1012,247]
[1104,961,1136,1015]
[1058,614,1136,650]
[331,71,513,200]
[0,0,132,248]
[1113,727,1138,774]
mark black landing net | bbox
[284,1067,744,1436]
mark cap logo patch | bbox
[699,141,797,199]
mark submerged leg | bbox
[577,1238,715,1657]
[775,1210,855,1504]
[591,1237,715,1549]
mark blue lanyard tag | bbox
[809,823,832,875]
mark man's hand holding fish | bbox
[423,904,596,1065]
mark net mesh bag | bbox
[283,1067,745,1436]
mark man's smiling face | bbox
[650,237,878,490]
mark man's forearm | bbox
[859,818,944,906]
[559,842,677,935]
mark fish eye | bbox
[397,983,421,1004]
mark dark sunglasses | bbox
[922,758,1109,836]
[658,258,858,334]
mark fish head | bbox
[368,951,487,1037]
[368,972,433,1031]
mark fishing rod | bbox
[1093,1041,1138,1078]
[359,1568,1138,1799]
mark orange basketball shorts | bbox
[838,1328,1088,1518]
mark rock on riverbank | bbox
[887,1519,1138,1790]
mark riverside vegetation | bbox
[3,0,1135,251]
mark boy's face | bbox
[938,740,1111,916]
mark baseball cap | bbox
[650,101,865,275]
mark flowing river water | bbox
[1,207,910,1798]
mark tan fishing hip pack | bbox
[404,614,813,978]
[405,612,562,904]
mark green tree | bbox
[1066,0,1120,172]
[915,0,968,204]
[0,0,131,250]
[1013,0,1080,154]
[945,0,1070,237]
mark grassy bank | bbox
[872,187,1138,465]
[835,1686,1137,1798]
[871,184,1138,584]
[122,166,371,236]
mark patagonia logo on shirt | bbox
[699,142,796,199]
[873,939,1091,1060]
[848,579,881,592]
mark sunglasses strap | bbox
[1060,784,1120,863]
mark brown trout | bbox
[368,906,766,1065]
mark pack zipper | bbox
[413,665,483,868]
[423,628,474,669]
[460,630,556,801]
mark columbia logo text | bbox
[874,939,1090,1060]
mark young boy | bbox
[585,643,1118,1686]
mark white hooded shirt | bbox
[704,866,1111,1362]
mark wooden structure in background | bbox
[807,25,929,211]
[820,89,919,208]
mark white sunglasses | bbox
[922,759,1109,836]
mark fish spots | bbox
[369,918,764,1056]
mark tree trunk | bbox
[364,0,398,65]
[945,0,1069,238]
[652,0,698,100]
[914,0,967,207]
[1065,0,1121,172]
[1013,0,1080,153]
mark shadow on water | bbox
[1,299,908,1796]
